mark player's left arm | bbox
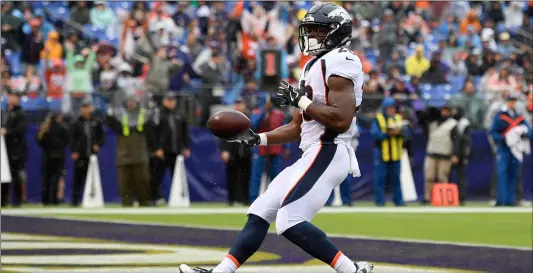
[303,76,356,133]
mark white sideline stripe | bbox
[2,206,532,215]
[16,214,533,251]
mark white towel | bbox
[338,142,361,177]
[505,125,529,162]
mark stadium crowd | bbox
[1,1,532,207]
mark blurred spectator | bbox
[65,43,98,114]
[148,93,190,205]
[353,1,382,21]
[384,51,405,74]
[1,91,27,207]
[168,44,197,92]
[70,100,104,206]
[220,98,251,206]
[504,1,525,29]
[198,50,225,126]
[121,8,147,59]
[115,62,140,93]
[139,32,182,94]
[423,105,459,204]
[1,70,13,93]
[450,105,472,205]
[490,93,532,206]
[44,59,66,99]
[486,2,505,25]
[105,95,151,207]
[438,14,459,37]
[2,2,24,76]
[465,49,484,76]
[241,79,261,110]
[449,79,487,129]
[21,19,44,72]
[480,20,498,51]
[65,31,87,54]
[459,9,482,35]
[375,9,397,62]
[10,65,43,96]
[458,25,481,49]
[497,32,517,59]
[401,11,430,44]
[420,54,448,84]
[37,113,68,205]
[90,1,116,31]
[405,45,430,77]
[71,1,90,26]
[96,60,118,93]
[448,52,468,78]
[484,90,531,130]
[29,9,55,40]
[486,67,518,103]
[371,98,406,206]
[40,31,63,63]
[249,95,287,203]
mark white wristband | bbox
[297,96,313,111]
[258,133,268,146]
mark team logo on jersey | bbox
[327,8,351,24]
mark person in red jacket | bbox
[44,59,66,99]
[248,94,289,203]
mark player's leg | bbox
[180,147,325,273]
[277,145,372,273]
[180,164,295,273]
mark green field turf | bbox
[59,212,532,248]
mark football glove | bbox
[277,80,305,107]
[227,129,260,146]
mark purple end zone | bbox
[2,215,532,273]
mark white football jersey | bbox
[298,48,364,149]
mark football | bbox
[207,110,251,139]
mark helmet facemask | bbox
[299,22,338,56]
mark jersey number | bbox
[302,85,313,121]
[338,48,355,55]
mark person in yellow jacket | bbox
[405,45,430,77]
[371,98,407,206]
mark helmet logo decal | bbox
[327,8,351,24]
[303,15,314,22]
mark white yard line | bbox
[14,213,532,251]
[2,206,532,215]
[1,264,474,273]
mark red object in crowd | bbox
[45,60,66,99]
[255,108,285,156]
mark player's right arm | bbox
[261,109,302,145]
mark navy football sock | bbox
[228,214,270,265]
[282,221,340,266]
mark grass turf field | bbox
[2,205,532,273]
[53,211,531,248]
